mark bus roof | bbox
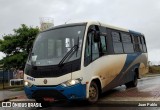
[89,21,144,36]
[43,21,143,36]
[129,30,144,36]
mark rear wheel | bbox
[125,73,138,88]
[88,81,99,104]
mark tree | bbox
[0,24,39,70]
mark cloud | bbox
[0,0,160,62]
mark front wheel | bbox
[88,81,99,104]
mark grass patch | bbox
[149,65,160,73]
[0,83,24,90]
[8,87,24,91]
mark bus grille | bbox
[32,89,67,100]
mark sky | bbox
[0,0,160,64]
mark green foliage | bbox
[0,24,39,70]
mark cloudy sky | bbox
[0,0,160,64]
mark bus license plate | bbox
[44,97,55,102]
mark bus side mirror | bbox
[93,31,100,42]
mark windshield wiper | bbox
[58,45,79,66]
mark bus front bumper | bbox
[24,83,86,101]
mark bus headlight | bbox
[24,81,33,87]
[61,78,83,87]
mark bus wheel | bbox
[88,81,99,104]
[125,73,138,88]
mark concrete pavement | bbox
[0,90,25,102]
[97,75,160,107]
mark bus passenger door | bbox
[83,25,108,87]
[83,25,100,82]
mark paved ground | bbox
[0,89,24,101]
[1,75,160,110]
[99,76,160,102]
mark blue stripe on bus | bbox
[122,53,142,71]
[116,53,142,81]
[24,83,86,100]
[102,53,142,92]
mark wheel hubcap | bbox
[89,86,97,99]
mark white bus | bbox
[24,21,148,104]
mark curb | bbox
[139,74,160,81]
[145,74,160,77]
[0,96,18,103]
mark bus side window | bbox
[86,33,92,57]
[121,33,134,53]
[100,36,107,55]
[84,32,92,66]
[91,25,100,61]
[98,26,107,56]
[133,35,141,52]
[138,36,143,52]
[112,31,124,54]
[141,36,147,53]
[92,40,99,61]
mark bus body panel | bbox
[139,53,148,78]
[24,70,83,86]
[82,53,148,98]
[24,73,71,86]
[82,54,126,87]
[82,54,127,98]
[24,70,86,100]
[24,83,86,100]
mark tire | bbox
[125,73,138,88]
[88,81,99,104]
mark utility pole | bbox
[2,68,4,89]
[65,19,71,24]
[8,70,10,86]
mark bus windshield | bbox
[29,25,85,66]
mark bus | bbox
[24,21,148,104]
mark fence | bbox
[0,70,23,89]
